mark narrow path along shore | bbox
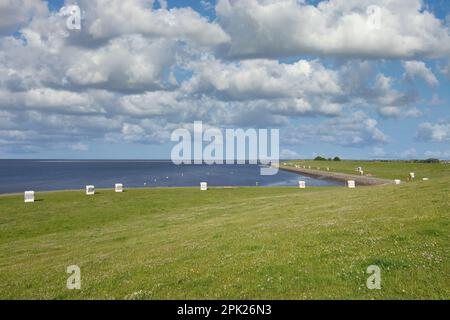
[279,165,395,186]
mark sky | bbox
[0,0,449,160]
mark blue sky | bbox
[0,0,449,159]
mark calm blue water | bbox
[0,160,338,194]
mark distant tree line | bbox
[314,156,341,161]
[311,158,442,163]
[377,158,441,163]
[412,158,440,163]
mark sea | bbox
[0,160,339,194]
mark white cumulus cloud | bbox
[0,0,48,35]
[403,60,439,87]
[216,0,450,59]
[417,122,450,142]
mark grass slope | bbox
[284,160,449,180]
[0,162,449,299]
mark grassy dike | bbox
[283,160,449,180]
[0,162,449,299]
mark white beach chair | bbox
[24,191,35,203]
[86,185,95,195]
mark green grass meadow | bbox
[0,161,449,299]
[284,159,449,180]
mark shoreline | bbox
[279,165,394,186]
[0,166,394,197]
[0,185,332,197]
[0,186,213,197]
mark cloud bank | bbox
[0,0,449,157]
